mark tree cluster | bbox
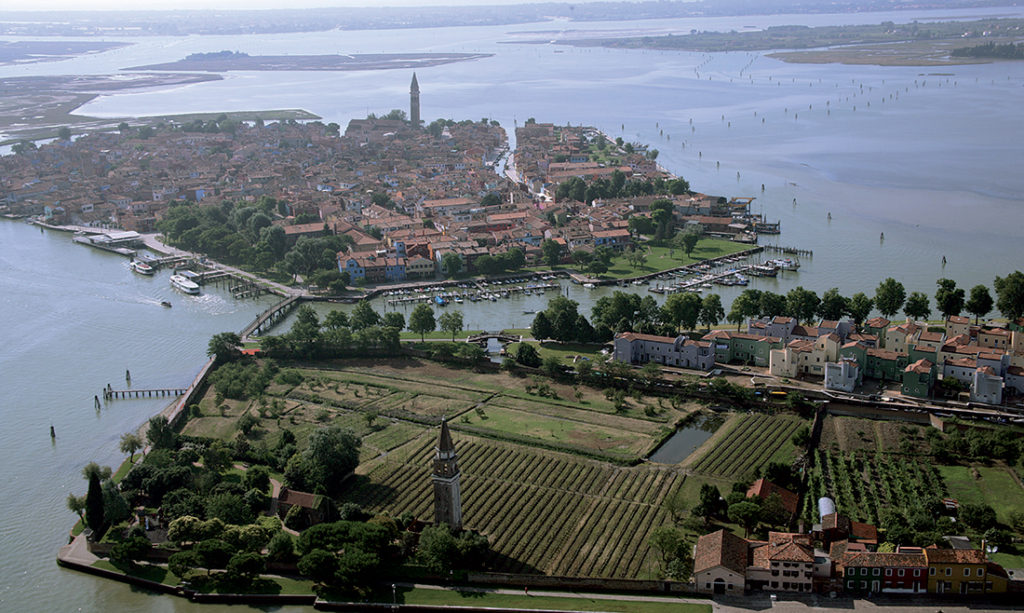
[554,173,689,205]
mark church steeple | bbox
[409,72,421,127]
[432,418,462,529]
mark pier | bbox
[103,386,187,400]
[762,244,813,257]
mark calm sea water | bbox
[1,7,1023,610]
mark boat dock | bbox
[762,244,813,257]
[384,276,562,307]
[102,385,188,400]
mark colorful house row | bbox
[695,528,1009,596]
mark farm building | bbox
[694,529,749,594]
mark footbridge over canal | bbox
[466,331,522,345]
[241,294,309,341]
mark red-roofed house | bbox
[746,478,799,518]
[694,529,750,594]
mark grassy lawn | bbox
[399,330,484,341]
[459,404,650,458]
[991,551,1024,569]
[937,464,1024,524]
[381,586,711,612]
[601,240,751,280]
[506,340,606,366]
[93,560,181,586]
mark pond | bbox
[648,412,727,464]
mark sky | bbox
[1,0,598,10]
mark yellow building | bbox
[924,548,1007,594]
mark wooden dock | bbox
[103,386,187,400]
[762,244,813,257]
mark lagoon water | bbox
[1,7,1024,610]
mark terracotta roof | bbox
[924,548,987,565]
[947,315,970,325]
[843,551,926,568]
[905,358,933,374]
[694,529,750,575]
[617,332,675,343]
[746,478,799,516]
[865,317,890,328]
[278,487,319,509]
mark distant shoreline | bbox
[126,52,494,73]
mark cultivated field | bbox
[689,413,805,478]
[803,449,947,526]
[819,415,932,455]
[343,432,684,578]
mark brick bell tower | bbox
[432,418,462,529]
[410,72,421,127]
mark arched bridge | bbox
[466,331,522,344]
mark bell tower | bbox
[432,419,462,529]
[409,72,421,127]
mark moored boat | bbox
[170,274,200,294]
[130,260,155,275]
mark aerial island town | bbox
[5,73,1024,610]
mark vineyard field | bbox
[802,449,947,526]
[689,414,805,478]
[342,433,684,579]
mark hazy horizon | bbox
[1,0,621,11]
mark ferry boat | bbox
[130,260,155,275]
[170,274,200,294]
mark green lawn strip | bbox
[399,330,484,340]
[937,464,1024,524]
[92,560,181,586]
[382,585,710,612]
[487,395,661,434]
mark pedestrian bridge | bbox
[466,331,521,344]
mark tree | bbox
[85,472,105,534]
[207,331,242,364]
[677,228,701,257]
[934,278,965,320]
[298,548,337,585]
[693,484,722,522]
[66,493,87,521]
[242,465,271,494]
[408,304,435,342]
[227,551,265,582]
[727,501,762,537]
[441,252,463,277]
[530,311,552,341]
[168,550,202,580]
[818,288,849,321]
[285,426,361,496]
[785,286,820,324]
[728,289,761,331]
[118,432,144,463]
[110,535,151,569]
[146,414,177,450]
[586,260,608,276]
[663,489,687,524]
[349,301,381,331]
[965,285,993,324]
[57,126,71,140]
[758,291,787,318]
[438,311,464,341]
[82,461,112,482]
[541,239,564,267]
[648,526,685,567]
[661,292,701,332]
[960,502,997,532]
[382,311,405,331]
[324,310,350,330]
[994,271,1024,320]
[847,292,874,328]
[514,343,541,368]
[418,524,459,574]
[904,291,931,321]
[699,294,724,329]
[572,250,593,271]
[874,277,906,319]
